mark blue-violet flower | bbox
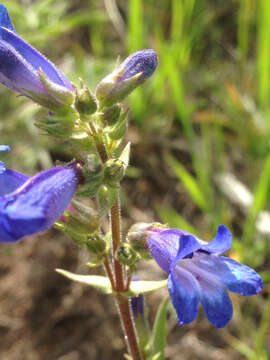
[146,225,263,328]
[0,4,73,108]
[96,49,158,107]
[0,146,80,242]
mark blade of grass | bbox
[243,153,270,247]
[167,155,209,213]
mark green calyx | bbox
[116,243,139,266]
[95,68,142,108]
[76,154,104,197]
[98,104,122,126]
[38,69,75,108]
[75,85,97,118]
[103,159,125,187]
[35,111,76,138]
[127,222,165,260]
[86,233,107,255]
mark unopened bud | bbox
[107,110,128,140]
[104,159,125,187]
[99,104,122,126]
[86,233,107,255]
[63,201,99,234]
[75,85,97,118]
[116,243,138,266]
[96,49,158,108]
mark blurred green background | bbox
[0,0,270,359]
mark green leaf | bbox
[129,279,167,296]
[119,141,131,169]
[150,298,169,360]
[56,269,112,294]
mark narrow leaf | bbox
[56,269,112,294]
[167,155,208,212]
[151,298,169,360]
[119,142,131,169]
[129,279,167,296]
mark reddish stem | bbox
[90,119,142,359]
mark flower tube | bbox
[0,147,80,242]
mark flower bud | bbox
[103,159,125,187]
[116,243,139,266]
[98,104,122,126]
[75,85,97,118]
[86,232,107,255]
[107,109,128,140]
[95,49,158,108]
[62,200,99,235]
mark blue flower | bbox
[0,4,73,106]
[0,148,80,242]
[118,49,158,83]
[96,49,158,107]
[146,225,263,328]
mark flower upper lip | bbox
[0,4,73,100]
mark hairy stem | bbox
[110,195,125,290]
[90,119,142,359]
[116,295,143,360]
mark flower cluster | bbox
[0,3,263,338]
[146,225,263,327]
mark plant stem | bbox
[110,195,125,290]
[90,120,142,359]
[104,256,115,289]
[116,294,143,360]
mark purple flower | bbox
[0,147,80,242]
[0,4,73,106]
[146,225,263,328]
[96,49,158,107]
[118,49,158,83]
